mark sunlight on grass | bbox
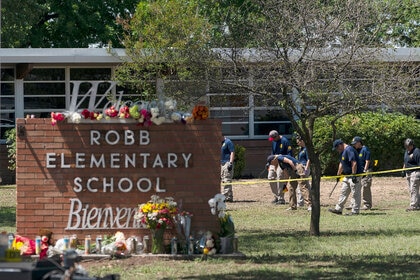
[1,180,419,280]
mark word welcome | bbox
[66,198,141,230]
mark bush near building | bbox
[313,112,420,175]
[233,145,246,179]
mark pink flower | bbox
[51,112,65,125]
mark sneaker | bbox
[406,207,420,212]
[307,206,312,211]
[226,198,233,202]
[271,198,278,204]
[361,205,371,210]
[345,212,359,216]
[286,207,297,211]
[276,200,286,205]
[328,208,342,215]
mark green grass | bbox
[84,198,419,280]
[1,182,419,279]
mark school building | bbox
[0,48,419,183]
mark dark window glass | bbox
[0,97,15,110]
[210,109,249,122]
[24,97,65,109]
[222,123,249,136]
[24,83,66,95]
[1,83,15,96]
[1,68,15,81]
[254,109,290,121]
[209,94,248,107]
[25,68,65,81]
[254,122,293,136]
[71,68,111,80]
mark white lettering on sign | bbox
[46,152,192,169]
[73,176,164,193]
[89,130,150,146]
[43,81,201,233]
[66,198,142,230]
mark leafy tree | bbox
[115,0,215,108]
[376,0,420,47]
[1,0,138,47]
[115,0,418,236]
[205,0,418,236]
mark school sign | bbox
[15,118,221,240]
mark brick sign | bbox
[15,118,221,240]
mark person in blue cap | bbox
[402,138,420,211]
[329,139,364,215]
[221,136,235,202]
[267,154,305,210]
[351,136,373,210]
[267,130,293,205]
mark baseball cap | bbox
[268,130,279,141]
[332,139,343,150]
[351,136,362,145]
[267,155,277,164]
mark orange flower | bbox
[192,105,209,120]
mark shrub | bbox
[5,128,16,171]
[233,145,246,179]
[313,112,420,175]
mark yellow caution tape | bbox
[221,166,419,185]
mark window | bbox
[23,68,65,118]
[208,89,293,139]
[1,68,15,141]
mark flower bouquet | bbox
[135,195,178,253]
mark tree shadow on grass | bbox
[182,229,420,280]
[177,253,420,280]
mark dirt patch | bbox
[231,176,409,206]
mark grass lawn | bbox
[1,177,419,279]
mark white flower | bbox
[208,198,215,208]
[69,112,82,123]
[209,194,227,218]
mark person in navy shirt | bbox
[351,136,373,210]
[402,138,420,211]
[267,130,293,205]
[221,137,235,202]
[329,139,363,215]
[267,154,305,210]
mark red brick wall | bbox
[235,140,272,178]
[15,118,222,242]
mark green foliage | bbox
[116,0,214,106]
[5,128,16,171]
[233,145,246,179]
[313,112,420,175]
[1,0,139,47]
[219,214,235,238]
[374,0,420,47]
